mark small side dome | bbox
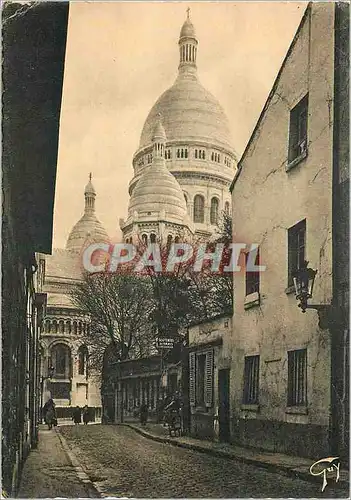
[152,119,166,141]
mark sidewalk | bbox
[123,422,349,490]
[17,425,100,498]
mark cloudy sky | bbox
[53,1,306,249]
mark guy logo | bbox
[309,457,340,492]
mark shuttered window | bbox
[189,352,196,406]
[204,349,214,407]
[189,349,214,408]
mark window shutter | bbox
[189,352,196,406]
[205,350,214,407]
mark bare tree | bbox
[70,271,155,372]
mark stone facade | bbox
[41,180,109,417]
[229,3,347,459]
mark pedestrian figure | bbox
[83,405,90,425]
[72,406,81,425]
[140,402,148,426]
[164,392,183,437]
[156,397,164,424]
[43,398,56,430]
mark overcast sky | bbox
[53,1,306,249]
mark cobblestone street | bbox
[59,425,348,498]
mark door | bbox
[218,369,230,442]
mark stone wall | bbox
[230,3,335,458]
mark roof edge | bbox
[230,2,311,192]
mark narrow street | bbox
[58,425,348,498]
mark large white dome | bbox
[139,75,233,151]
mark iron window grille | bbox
[287,348,307,406]
[243,355,260,404]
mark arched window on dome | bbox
[66,320,71,334]
[167,234,173,247]
[224,201,230,215]
[72,321,77,335]
[150,233,156,243]
[177,149,180,159]
[211,152,214,162]
[142,234,148,245]
[210,198,219,225]
[184,149,188,159]
[52,320,58,334]
[58,320,64,334]
[174,236,180,244]
[78,322,82,335]
[218,154,221,163]
[45,320,51,333]
[202,150,206,160]
[181,149,184,159]
[194,195,205,223]
[195,149,198,159]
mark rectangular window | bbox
[287,349,307,406]
[245,247,260,296]
[288,219,306,287]
[288,94,308,163]
[243,355,260,404]
[189,350,214,408]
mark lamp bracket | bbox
[305,304,341,330]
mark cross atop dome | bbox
[179,10,198,73]
[84,173,96,214]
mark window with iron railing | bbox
[243,355,260,404]
[287,348,307,406]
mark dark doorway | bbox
[218,369,230,442]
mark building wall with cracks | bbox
[229,3,336,458]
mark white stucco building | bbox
[41,176,109,418]
[120,12,237,242]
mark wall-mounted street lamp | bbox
[293,260,340,329]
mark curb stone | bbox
[55,429,104,498]
[123,423,349,491]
